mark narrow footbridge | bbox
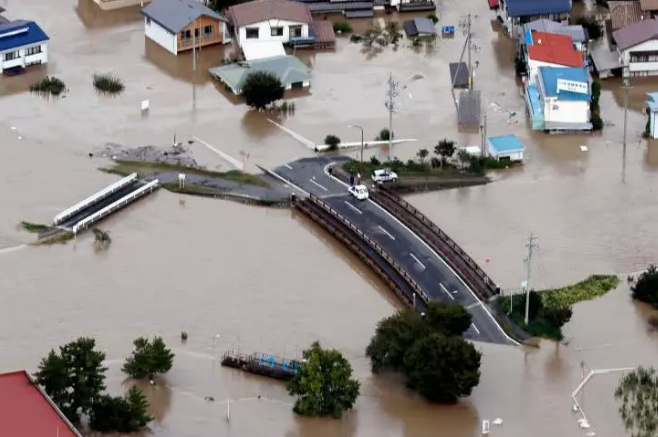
[265,157,518,346]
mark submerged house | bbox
[0,19,49,74]
[487,135,525,161]
[524,30,584,84]
[612,18,658,77]
[498,0,571,36]
[517,19,588,54]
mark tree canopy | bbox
[122,336,175,380]
[435,139,456,161]
[34,337,107,423]
[286,341,360,418]
[241,71,285,110]
[632,264,658,308]
[89,385,153,433]
[615,366,658,437]
[365,302,481,403]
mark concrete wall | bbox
[145,18,177,54]
[543,98,590,124]
[526,58,570,84]
[237,20,309,47]
[623,39,658,76]
[0,42,48,73]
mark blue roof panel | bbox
[488,135,525,153]
[0,21,49,52]
[505,0,570,18]
[539,67,590,102]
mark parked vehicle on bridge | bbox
[371,168,398,183]
[348,184,369,200]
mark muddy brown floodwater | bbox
[2,0,658,435]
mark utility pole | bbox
[524,233,538,325]
[192,17,197,104]
[385,73,400,163]
[622,78,631,152]
[481,113,487,157]
[466,13,473,90]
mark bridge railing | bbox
[306,194,431,304]
[371,185,499,298]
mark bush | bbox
[576,16,602,40]
[369,155,381,166]
[29,76,66,96]
[350,34,363,43]
[615,367,658,437]
[89,386,153,433]
[515,58,527,77]
[93,73,125,94]
[376,128,391,141]
[122,337,174,380]
[427,13,439,23]
[541,274,619,308]
[591,114,604,131]
[333,21,352,33]
[632,265,658,308]
[324,134,341,151]
[241,71,285,110]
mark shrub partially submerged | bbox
[29,77,66,96]
[93,73,125,94]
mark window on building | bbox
[630,50,658,62]
[194,28,199,38]
[289,25,302,38]
[25,46,42,56]
[181,30,191,39]
[271,26,284,37]
[204,25,213,35]
[4,51,18,61]
[146,17,151,25]
[246,27,259,39]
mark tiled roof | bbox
[640,0,658,11]
[0,21,49,52]
[228,0,312,28]
[527,30,583,67]
[608,1,643,31]
[142,0,225,34]
[312,20,335,43]
[613,18,658,50]
[504,0,570,18]
[539,67,590,101]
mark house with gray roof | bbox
[612,18,658,77]
[208,55,311,95]
[517,19,588,53]
[141,0,230,55]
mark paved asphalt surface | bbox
[271,157,516,346]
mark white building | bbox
[613,19,658,77]
[0,20,49,74]
[486,135,525,161]
[227,0,313,48]
[524,30,584,84]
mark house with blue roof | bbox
[525,66,592,131]
[0,19,49,75]
[486,135,525,162]
[498,0,571,36]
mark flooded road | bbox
[2,0,658,436]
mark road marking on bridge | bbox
[378,225,396,240]
[439,283,455,300]
[284,164,293,170]
[466,302,482,309]
[344,201,363,214]
[309,179,328,191]
[410,253,426,270]
[471,323,481,335]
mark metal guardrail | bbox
[72,180,159,234]
[372,185,499,298]
[304,194,431,304]
[53,173,138,225]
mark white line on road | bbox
[471,323,481,335]
[439,283,455,301]
[378,225,396,240]
[309,179,328,191]
[343,201,363,214]
[410,253,426,270]
[284,164,293,170]
[466,302,482,309]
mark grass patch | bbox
[93,73,125,94]
[33,231,74,246]
[29,76,66,96]
[20,221,49,233]
[541,274,619,308]
[161,183,227,196]
[102,160,269,187]
[343,158,467,178]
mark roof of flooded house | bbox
[640,0,658,11]
[608,1,643,31]
[539,67,590,101]
[521,19,588,43]
[228,0,313,28]
[526,30,583,67]
[209,55,311,93]
[613,18,658,50]
[0,370,82,437]
[487,135,524,153]
[141,0,226,34]
[0,20,49,52]
[403,18,437,36]
[504,0,570,18]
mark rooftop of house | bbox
[504,0,571,18]
[0,20,49,53]
[608,1,643,31]
[526,30,583,67]
[487,135,525,153]
[403,17,437,36]
[228,0,313,29]
[0,370,82,437]
[613,18,658,50]
[141,0,226,34]
[520,19,588,43]
[539,66,590,101]
[640,0,658,11]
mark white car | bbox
[371,168,398,183]
[348,184,369,200]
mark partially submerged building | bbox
[486,134,525,161]
[498,0,571,36]
[517,19,588,53]
[0,19,49,75]
[612,18,658,77]
[524,30,584,84]
[404,17,437,37]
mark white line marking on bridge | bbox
[378,225,396,240]
[410,253,426,270]
[344,201,363,214]
[284,164,293,170]
[466,302,482,309]
[471,323,481,335]
[439,283,455,300]
[309,179,328,191]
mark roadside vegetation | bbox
[615,366,658,437]
[20,221,49,233]
[499,274,619,340]
[366,302,481,403]
[427,13,439,23]
[630,264,658,308]
[33,231,74,245]
[351,20,404,50]
[286,341,360,418]
[29,76,66,96]
[591,80,603,131]
[93,73,125,94]
[375,128,391,141]
[333,21,352,33]
[324,134,341,151]
[241,71,285,110]
[92,228,111,249]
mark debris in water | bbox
[205,396,215,402]
[492,418,503,426]
[580,145,588,152]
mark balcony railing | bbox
[179,34,220,49]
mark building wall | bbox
[177,16,227,52]
[0,42,48,73]
[145,18,177,54]
[543,98,590,124]
[237,20,309,47]
[526,58,570,84]
[486,142,524,161]
[622,39,658,76]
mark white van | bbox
[371,168,398,183]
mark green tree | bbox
[122,337,175,380]
[615,366,658,437]
[632,264,658,308]
[541,306,573,328]
[434,138,456,168]
[241,71,285,110]
[34,337,107,423]
[89,386,153,433]
[423,301,472,336]
[366,309,428,372]
[376,128,391,141]
[403,333,481,403]
[286,341,360,418]
[576,16,602,40]
[324,134,341,151]
[417,148,429,163]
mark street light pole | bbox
[349,125,364,176]
[385,73,399,163]
[622,78,631,152]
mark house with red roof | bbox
[0,370,82,437]
[524,30,584,84]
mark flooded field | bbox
[2,0,658,436]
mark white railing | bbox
[53,173,138,225]
[72,180,159,234]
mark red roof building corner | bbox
[527,30,584,67]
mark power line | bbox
[524,233,538,325]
